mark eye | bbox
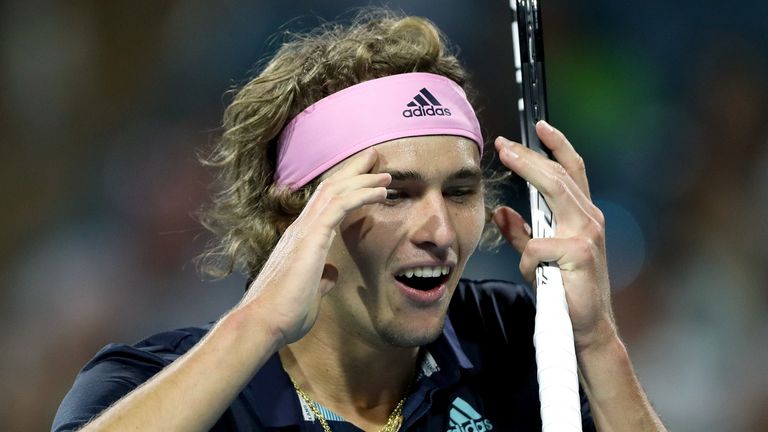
[445,187,477,200]
[385,189,405,201]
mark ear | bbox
[319,264,338,295]
[320,227,344,293]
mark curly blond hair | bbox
[199,8,502,279]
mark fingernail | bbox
[538,120,555,133]
[523,222,532,236]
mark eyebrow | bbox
[447,167,483,182]
[386,167,483,183]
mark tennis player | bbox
[53,9,666,432]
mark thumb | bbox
[492,206,531,254]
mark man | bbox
[53,10,666,432]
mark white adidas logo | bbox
[447,396,493,432]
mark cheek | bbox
[462,202,487,248]
[337,208,398,272]
[339,209,377,246]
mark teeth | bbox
[397,266,450,278]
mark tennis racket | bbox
[509,1,582,430]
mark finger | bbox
[329,147,381,179]
[291,184,389,252]
[492,206,531,254]
[296,168,388,227]
[494,137,597,233]
[318,172,392,196]
[316,186,388,231]
[519,236,600,280]
[536,120,591,200]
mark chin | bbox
[378,317,446,348]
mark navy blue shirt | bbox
[53,279,595,431]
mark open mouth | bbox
[394,266,451,291]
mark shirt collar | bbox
[247,353,305,427]
[246,315,474,428]
[438,315,475,371]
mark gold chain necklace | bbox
[289,376,405,432]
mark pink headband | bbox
[275,72,483,189]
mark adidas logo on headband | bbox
[402,87,452,118]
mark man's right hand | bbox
[77,149,390,432]
[238,148,391,347]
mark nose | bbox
[411,190,456,253]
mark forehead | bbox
[320,135,482,181]
[371,135,481,175]
[374,135,480,165]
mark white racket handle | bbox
[530,184,582,431]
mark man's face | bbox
[321,135,486,348]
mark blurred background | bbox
[1,0,767,430]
